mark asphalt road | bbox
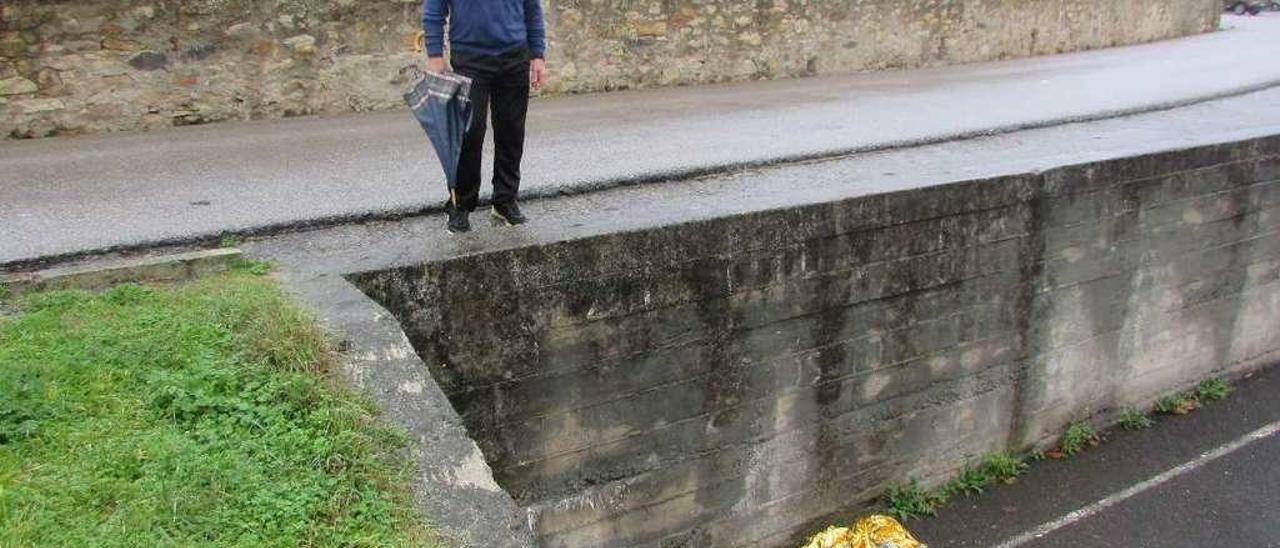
[3,15,1280,267]
[1024,434,1279,547]
[912,365,1280,548]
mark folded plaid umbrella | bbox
[404,68,474,209]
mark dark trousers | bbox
[451,47,531,212]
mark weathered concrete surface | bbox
[346,136,1280,546]
[0,247,240,295]
[3,14,1280,270]
[233,88,1280,546]
[280,272,534,548]
[0,0,1218,137]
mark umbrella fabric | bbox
[404,69,474,207]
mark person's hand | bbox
[530,58,547,90]
[427,56,447,73]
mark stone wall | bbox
[552,0,1221,91]
[350,135,1280,546]
[0,0,424,138]
[1,0,1219,138]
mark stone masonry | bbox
[350,136,1280,546]
[1,0,1219,138]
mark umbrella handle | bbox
[404,64,427,83]
[414,31,426,54]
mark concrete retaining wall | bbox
[1,0,1219,138]
[349,136,1280,546]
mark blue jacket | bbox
[423,0,547,59]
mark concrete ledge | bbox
[0,248,242,296]
[279,273,534,548]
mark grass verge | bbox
[0,269,438,546]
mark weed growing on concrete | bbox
[1197,378,1231,401]
[884,480,947,521]
[941,451,1030,499]
[0,283,9,302]
[1119,409,1154,430]
[1154,392,1198,415]
[872,379,1241,527]
[982,451,1029,482]
[1060,422,1097,456]
[945,466,993,496]
[219,232,240,248]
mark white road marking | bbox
[994,420,1280,548]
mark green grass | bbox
[0,271,438,547]
[883,480,947,522]
[1197,378,1231,401]
[232,258,274,276]
[1119,409,1154,431]
[1060,422,1097,456]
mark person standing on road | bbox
[423,0,548,234]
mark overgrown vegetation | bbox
[0,270,438,546]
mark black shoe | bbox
[446,207,471,234]
[491,202,528,226]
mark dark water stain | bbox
[807,231,854,493]
[1006,190,1047,449]
[1209,174,1255,373]
[683,259,741,428]
[1095,181,1143,410]
[680,254,750,524]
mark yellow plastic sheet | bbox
[801,515,927,548]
